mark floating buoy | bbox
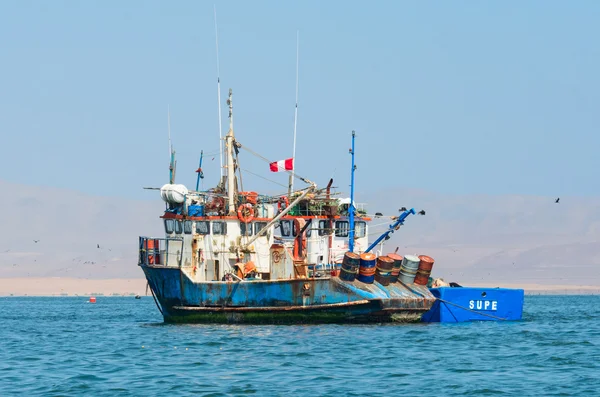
[89,296,96,303]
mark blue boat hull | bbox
[141,264,436,324]
[421,287,524,323]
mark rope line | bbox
[239,168,288,188]
[238,142,314,185]
[148,283,165,317]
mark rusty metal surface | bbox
[141,262,436,323]
[172,299,372,312]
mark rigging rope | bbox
[239,168,288,189]
[237,142,314,186]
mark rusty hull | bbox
[141,263,435,324]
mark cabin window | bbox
[355,221,366,238]
[335,221,349,237]
[279,220,292,237]
[212,221,227,235]
[195,221,210,235]
[292,221,298,237]
[183,220,193,234]
[318,220,332,236]
[174,220,183,234]
[301,219,312,237]
[164,219,175,234]
[240,222,253,236]
[254,222,268,235]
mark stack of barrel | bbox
[339,252,361,281]
[338,251,435,286]
[373,256,394,286]
[414,255,434,285]
[357,253,377,283]
[398,255,420,284]
[387,253,403,283]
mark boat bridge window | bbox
[335,221,349,237]
[278,220,302,238]
[355,221,366,238]
[334,221,366,238]
[164,219,175,234]
[195,221,210,235]
[318,220,332,236]
[254,222,268,235]
[183,220,193,234]
[212,221,227,235]
[174,220,183,234]
[240,222,253,236]
[279,220,292,237]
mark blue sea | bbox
[0,296,598,396]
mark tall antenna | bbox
[168,106,176,184]
[214,5,224,180]
[288,31,300,196]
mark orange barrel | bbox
[340,252,361,281]
[357,253,377,283]
[145,239,160,264]
[387,253,403,283]
[399,255,420,284]
[89,297,96,303]
[415,255,435,285]
[374,256,395,286]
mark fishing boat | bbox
[138,89,438,324]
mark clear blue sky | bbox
[1,1,599,199]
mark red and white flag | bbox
[269,158,294,172]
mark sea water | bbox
[0,295,598,396]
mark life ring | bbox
[237,203,255,223]
[278,196,290,212]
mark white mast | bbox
[226,89,236,215]
[214,5,224,181]
[288,31,300,196]
[168,105,176,184]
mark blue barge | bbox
[422,287,525,323]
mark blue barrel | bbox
[339,252,361,281]
[357,253,377,283]
[399,255,420,284]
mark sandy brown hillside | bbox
[1,180,599,288]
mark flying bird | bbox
[97,244,100,249]
[555,198,560,203]
[33,240,39,243]
[399,207,407,212]
[375,212,383,218]
[418,210,426,215]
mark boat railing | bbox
[138,236,183,267]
